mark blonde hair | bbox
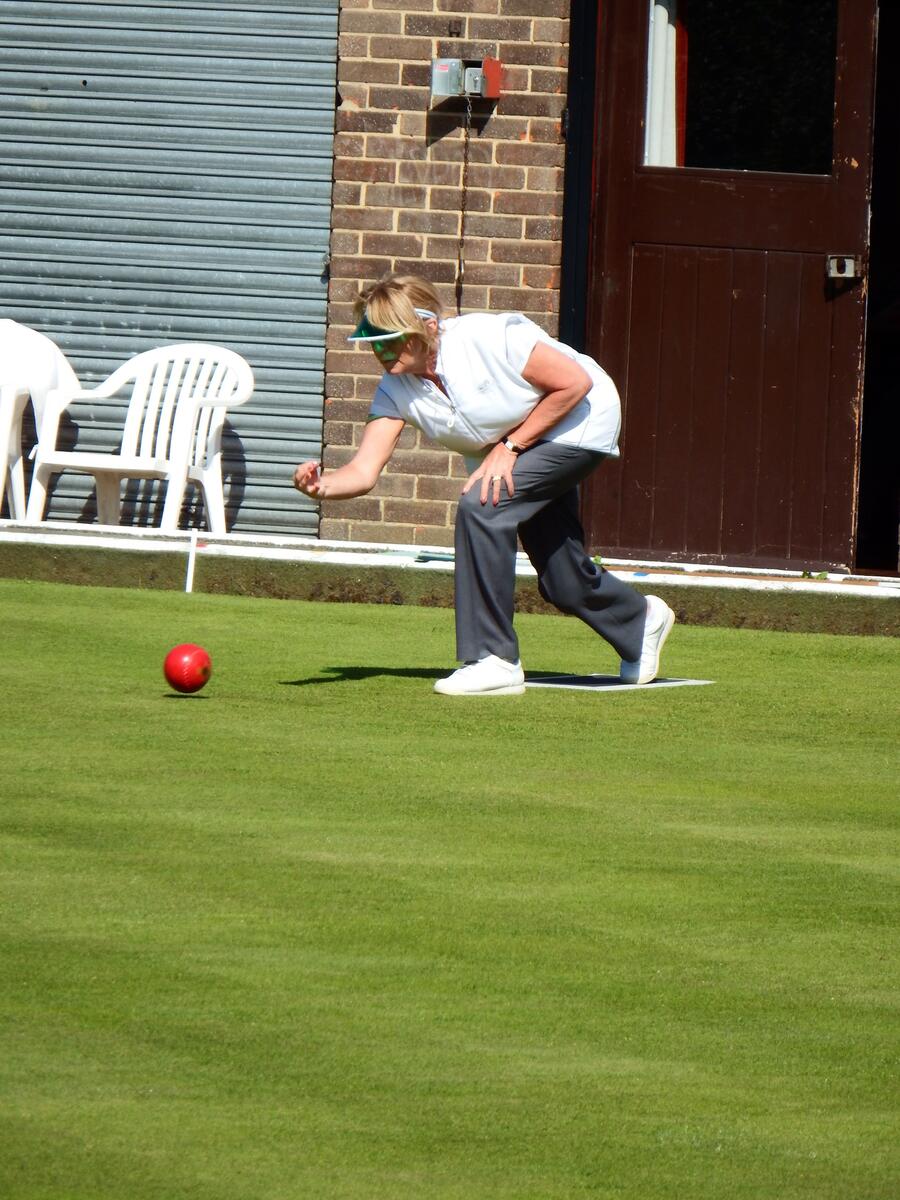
[354,273,443,351]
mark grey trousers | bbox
[453,442,648,664]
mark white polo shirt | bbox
[367,313,621,468]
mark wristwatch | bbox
[502,438,522,454]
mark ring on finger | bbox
[490,475,502,482]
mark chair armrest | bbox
[31,373,138,453]
[30,384,100,457]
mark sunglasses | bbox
[347,308,438,362]
[371,333,412,363]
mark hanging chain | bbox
[455,92,473,316]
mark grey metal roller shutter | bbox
[0,0,337,535]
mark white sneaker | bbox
[433,655,526,696]
[619,595,675,685]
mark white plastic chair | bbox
[0,319,81,520]
[25,342,254,532]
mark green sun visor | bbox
[348,307,437,344]
[347,313,407,343]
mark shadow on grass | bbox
[279,667,703,691]
[280,666,443,687]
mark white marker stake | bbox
[185,530,199,593]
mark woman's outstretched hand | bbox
[462,442,518,506]
[293,461,325,497]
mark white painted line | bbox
[525,675,714,693]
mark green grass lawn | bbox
[1,578,897,1200]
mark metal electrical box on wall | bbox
[431,58,464,97]
[430,57,502,101]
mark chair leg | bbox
[7,455,26,521]
[0,429,11,520]
[160,468,189,531]
[200,468,226,534]
[0,394,22,520]
[94,475,122,526]
[24,462,52,523]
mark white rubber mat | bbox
[525,674,714,693]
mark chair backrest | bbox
[106,343,254,464]
[0,319,80,424]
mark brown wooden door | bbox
[582,0,878,570]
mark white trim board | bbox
[2,523,897,599]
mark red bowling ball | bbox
[163,644,212,694]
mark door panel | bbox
[583,0,877,568]
[685,250,733,552]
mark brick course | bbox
[322,0,570,545]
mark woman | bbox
[293,273,674,696]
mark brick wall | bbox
[321,0,571,546]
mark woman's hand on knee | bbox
[463,443,518,506]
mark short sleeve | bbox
[504,314,546,376]
[367,384,403,422]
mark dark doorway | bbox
[856,3,900,572]
[568,0,879,572]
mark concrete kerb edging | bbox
[0,521,897,638]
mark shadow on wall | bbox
[425,97,495,147]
